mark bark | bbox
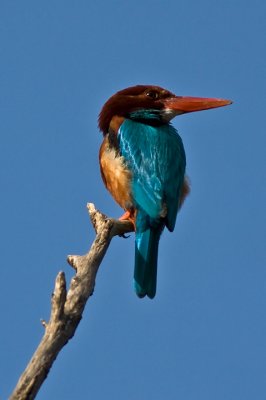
[9,203,134,400]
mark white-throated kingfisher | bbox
[98,85,232,299]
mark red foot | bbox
[119,211,136,231]
[119,211,131,221]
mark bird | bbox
[98,85,232,299]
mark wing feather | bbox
[118,119,186,231]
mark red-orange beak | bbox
[164,96,232,115]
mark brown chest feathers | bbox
[99,136,133,211]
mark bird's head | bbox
[98,85,232,135]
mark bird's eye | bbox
[145,91,159,100]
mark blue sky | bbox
[1,1,265,399]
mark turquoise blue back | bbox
[118,117,186,298]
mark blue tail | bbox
[134,227,162,299]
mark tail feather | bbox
[134,228,161,299]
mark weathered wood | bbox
[9,203,134,400]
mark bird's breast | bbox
[99,136,133,211]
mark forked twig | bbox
[9,203,134,400]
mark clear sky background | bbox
[1,1,265,399]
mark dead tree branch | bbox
[9,203,134,400]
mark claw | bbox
[119,233,130,239]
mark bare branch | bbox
[9,203,134,400]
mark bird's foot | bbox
[119,210,131,221]
[119,211,136,231]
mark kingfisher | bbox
[98,85,232,299]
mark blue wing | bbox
[118,118,186,231]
